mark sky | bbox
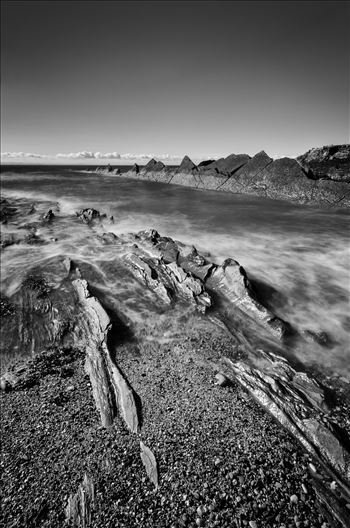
[1,0,349,164]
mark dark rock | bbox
[198,159,216,168]
[144,158,166,172]
[297,144,350,182]
[42,209,55,222]
[212,153,251,174]
[177,155,198,173]
[99,232,119,245]
[131,163,140,174]
[76,208,101,224]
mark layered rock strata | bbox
[96,144,350,207]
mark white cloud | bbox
[1,151,215,163]
[1,151,49,159]
[55,151,96,159]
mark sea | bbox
[1,165,350,376]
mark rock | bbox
[214,373,230,387]
[297,144,350,182]
[225,353,350,490]
[42,209,55,222]
[212,153,251,174]
[76,208,101,224]
[140,442,158,489]
[65,474,95,527]
[144,158,166,172]
[177,155,198,173]
[99,232,119,245]
[131,163,140,173]
[290,495,298,504]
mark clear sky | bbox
[1,0,349,164]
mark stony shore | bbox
[1,198,350,527]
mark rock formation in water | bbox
[96,144,350,207]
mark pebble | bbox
[330,481,337,490]
[308,463,316,473]
[290,495,298,504]
[214,373,229,387]
[249,522,257,528]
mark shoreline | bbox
[1,196,350,526]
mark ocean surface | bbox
[1,166,350,376]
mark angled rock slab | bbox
[140,442,158,489]
[65,474,95,528]
[225,352,350,490]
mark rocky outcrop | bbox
[65,474,95,528]
[123,229,289,340]
[224,351,350,525]
[76,208,104,224]
[177,155,197,173]
[131,163,140,174]
[297,144,350,182]
[95,145,350,207]
[143,158,166,173]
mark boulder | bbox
[297,144,350,182]
[76,208,102,224]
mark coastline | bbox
[94,145,350,208]
[1,196,350,526]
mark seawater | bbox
[1,166,350,375]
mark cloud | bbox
[55,151,96,159]
[1,151,214,162]
[1,151,49,159]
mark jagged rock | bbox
[72,277,115,427]
[124,250,211,313]
[98,232,119,245]
[225,352,350,487]
[297,144,350,182]
[76,208,102,224]
[144,159,166,172]
[177,155,198,173]
[42,209,55,222]
[65,474,95,528]
[212,153,251,174]
[103,352,140,433]
[131,163,140,173]
[198,159,216,168]
[97,145,350,208]
[140,442,158,489]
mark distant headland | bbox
[95,144,350,208]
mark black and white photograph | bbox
[1,1,349,527]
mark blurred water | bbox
[1,167,350,375]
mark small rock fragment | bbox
[290,494,298,504]
[214,372,230,387]
[140,442,158,489]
